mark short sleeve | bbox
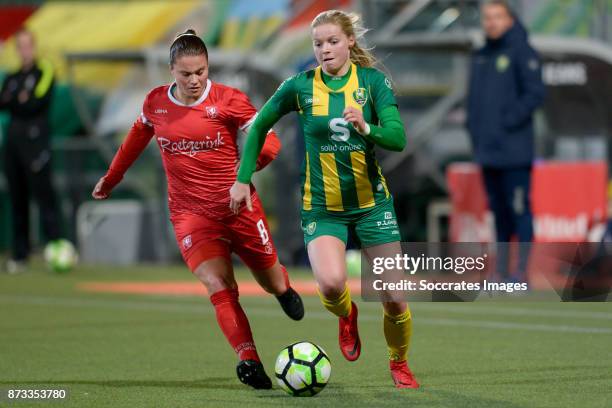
[225,89,259,130]
[267,75,298,116]
[369,69,397,113]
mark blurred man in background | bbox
[0,29,61,273]
[466,0,545,281]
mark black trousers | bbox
[3,124,61,260]
[481,166,533,278]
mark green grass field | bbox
[1,261,611,408]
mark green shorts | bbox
[301,199,401,248]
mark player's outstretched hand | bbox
[229,181,252,214]
[92,176,112,200]
[343,106,367,135]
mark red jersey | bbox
[103,80,280,218]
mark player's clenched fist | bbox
[343,106,368,135]
[92,176,112,200]
[229,181,252,214]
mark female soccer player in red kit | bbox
[92,30,303,390]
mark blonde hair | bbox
[311,10,376,68]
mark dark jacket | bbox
[0,59,55,148]
[466,19,545,168]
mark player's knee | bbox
[318,278,346,299]
[383,300,407,316]
[194,269,236,294]
[203,276,237,294]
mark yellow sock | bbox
[318,284,352,318]
[383,307,412,362]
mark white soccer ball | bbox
[275,341,331,397]
[44,239,78,273]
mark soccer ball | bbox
[44,239,78,273]
[275,341,331,397]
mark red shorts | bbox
[171,193,278,272]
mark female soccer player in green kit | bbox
[230,10,419,389]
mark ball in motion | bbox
[44,239,78,273]
[275,341,331,397]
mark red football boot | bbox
[390,360,420,389]
[339,301,361,361]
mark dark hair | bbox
[169,29,208,66]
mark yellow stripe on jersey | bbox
[303,152,312,210]
[312,63,361,116]
[376,163,391,198]
[320,152,344,211]
[350,151,376,208]
[313,67,329,116]
[344,65,363,113]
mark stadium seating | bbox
[0,1,202,87]
[0,5,38,41]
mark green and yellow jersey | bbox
[253,63,398,215]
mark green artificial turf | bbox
[0,261,610,407]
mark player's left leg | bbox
[363,242,419,389]
[357,199,419,389]
[249,260,304,321]
[232,192,304,320]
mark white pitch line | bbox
[61,291,612,322]
[415,317,612,334]
[410,303,612,321]
[1,294,611,335]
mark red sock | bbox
[209,288,260,362]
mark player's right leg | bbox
[306,230,361,362]
[192,257,272,390]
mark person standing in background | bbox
[466,0,545,281]
[0,29,61,273]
